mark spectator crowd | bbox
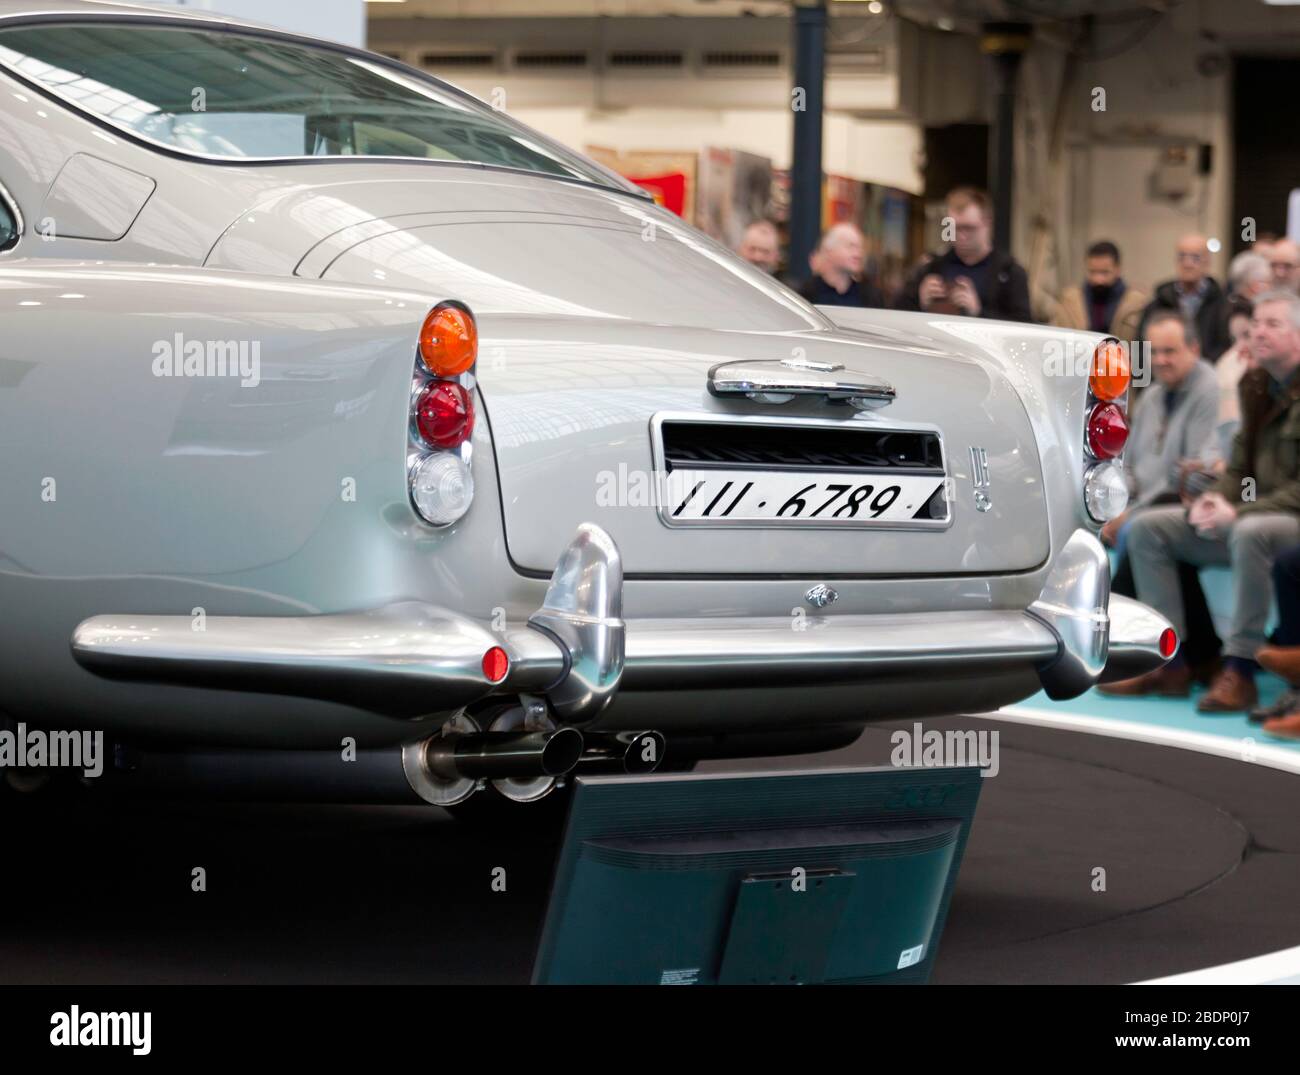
[734,190,1300,741]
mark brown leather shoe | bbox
[1263,711,1300,741]
[1256,646,1300,686]
[1097,663,1192,697]
[1189,655,1223,687]
[1196,666,1259,713]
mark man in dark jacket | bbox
[1137,234,1231,361]
[894,186,1032,323]
[796,223,885,308]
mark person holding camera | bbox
[894,187,1033,323]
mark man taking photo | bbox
[895,186,1032,323]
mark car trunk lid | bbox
[474,316,1048,577]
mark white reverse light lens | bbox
[410,452,474,526]
[1084,461,1128,523]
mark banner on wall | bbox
[584,146,697,220]
[698,147,775,249]
[823,174,862,229]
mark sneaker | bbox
[1249,688,1300,724]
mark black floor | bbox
[3,716,1298,984]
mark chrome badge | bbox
[970,446,992,512]
[805,584,838,608]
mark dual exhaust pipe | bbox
[425,727,666,783]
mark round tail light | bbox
[1086,401,1128,459]
[410,452,475,526]
[419,303,477,377]
[416,381,474,449]
[1090,340,1130,401]
[482,646,509,684]
[1159,627,1179,660]
[1083,461,1129,522]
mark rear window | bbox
[0,21,625,190]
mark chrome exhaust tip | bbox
[425,726,585,782]
[580,730,666,774]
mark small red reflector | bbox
[482,646,509,684]
[1158,628,1178,659]
[416,381,474,450]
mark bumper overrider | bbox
[71,523,1175,730]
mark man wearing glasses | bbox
[1269,238,1300,293]
[895,187,1033,323]
[1138,234,1231,361]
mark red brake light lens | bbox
[1086,401,1128,459]
[416,381,474,450]
[482,646,509,684]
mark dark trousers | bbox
[1112,552,1222,666]
[1272,544,1300,647]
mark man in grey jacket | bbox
[1100,310,1222,691]
[1123,311,1221,508]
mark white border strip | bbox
[989,704,1300,984]
[994,705,1300,775]
[1137,945,1300,985]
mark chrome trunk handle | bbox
[707,357,895,410]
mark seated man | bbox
[1100,311,1222,688]
[1246,543,1300,735]
[1106,291,1300,712]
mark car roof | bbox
[0,0,265,29]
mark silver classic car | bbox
[0,1,1175,814]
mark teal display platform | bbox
[533,766,983,985]
[1009,675,1300,750]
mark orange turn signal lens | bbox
[1089,339,1130,401]
[419,303,477,377]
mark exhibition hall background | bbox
[146,0,1298,319]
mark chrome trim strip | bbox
[649,410,953,532]
[0,174,22,254]
[621,610,1058,690]
[71,601,527,719]
[72,602,1059,711]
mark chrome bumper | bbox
[71,524,1175,724]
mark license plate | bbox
[666,469,946,525]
